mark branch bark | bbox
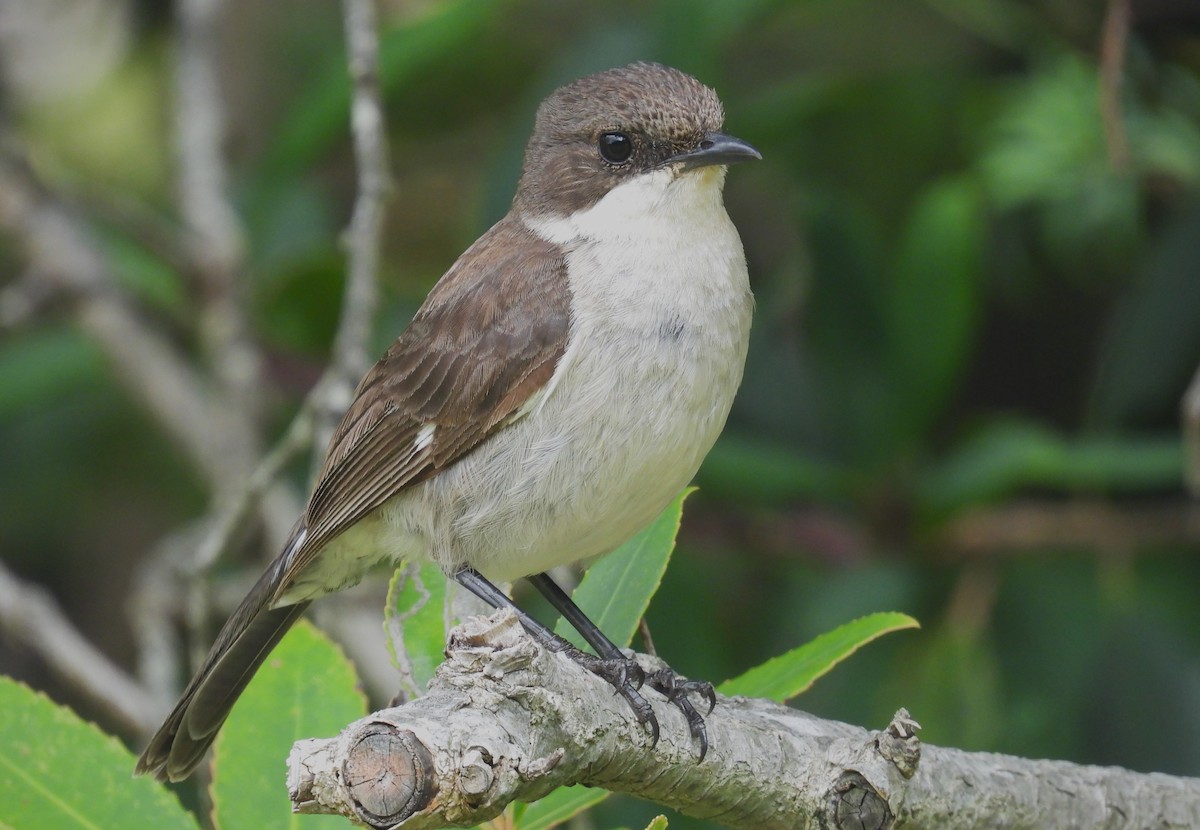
[289,610,1200,830]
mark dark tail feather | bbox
[136,539,311,782]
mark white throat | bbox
[526,165,731,246]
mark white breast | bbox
[379,166,753,583]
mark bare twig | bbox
[0,0,393,757]
[174,0,262,419]
[0,559,160,734]
[128,525,203,708]
[0,267,59,331]
[129,0,395,699]
[313,0,392,458]
[336,0,390,375]
[180,0,393,544]
[0,141,298,721]
[289,610,1200,829]
[1100,0,1131,171]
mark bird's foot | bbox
[647,667,715,761]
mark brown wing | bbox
[288,215,571,580]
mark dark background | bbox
[1,1,1199,827]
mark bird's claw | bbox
[647,668,714,761]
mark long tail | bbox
[135,529,311,782]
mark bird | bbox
[136,60,759,782]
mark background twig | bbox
[313,0,391,458]
[174,0,260,420]
[0,148,258,491]
[1100,0,1131,170]
[0,559,159,734]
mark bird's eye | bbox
[597,131,633,164]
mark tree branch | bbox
[936,498,1200,556]
[289,610,1200,830]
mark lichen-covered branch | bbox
[289,610,1200,830]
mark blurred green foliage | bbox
[2,1,1199,828]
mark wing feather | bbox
[283,216,571,584]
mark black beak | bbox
[666,132,762,170]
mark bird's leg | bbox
[453,568,659,742]
[528,571,714,760]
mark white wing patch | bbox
[414,423,437,451]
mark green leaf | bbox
[385,560,450,699]
[644,817,669,830]
[555,489,692,650]
[718,612,919,702]
[979,55,1108,210]
[96,230,187,316]
[977,54,1140,261]
[0,676,199,830]
[515,785,608,830]
[210,620,367,830]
